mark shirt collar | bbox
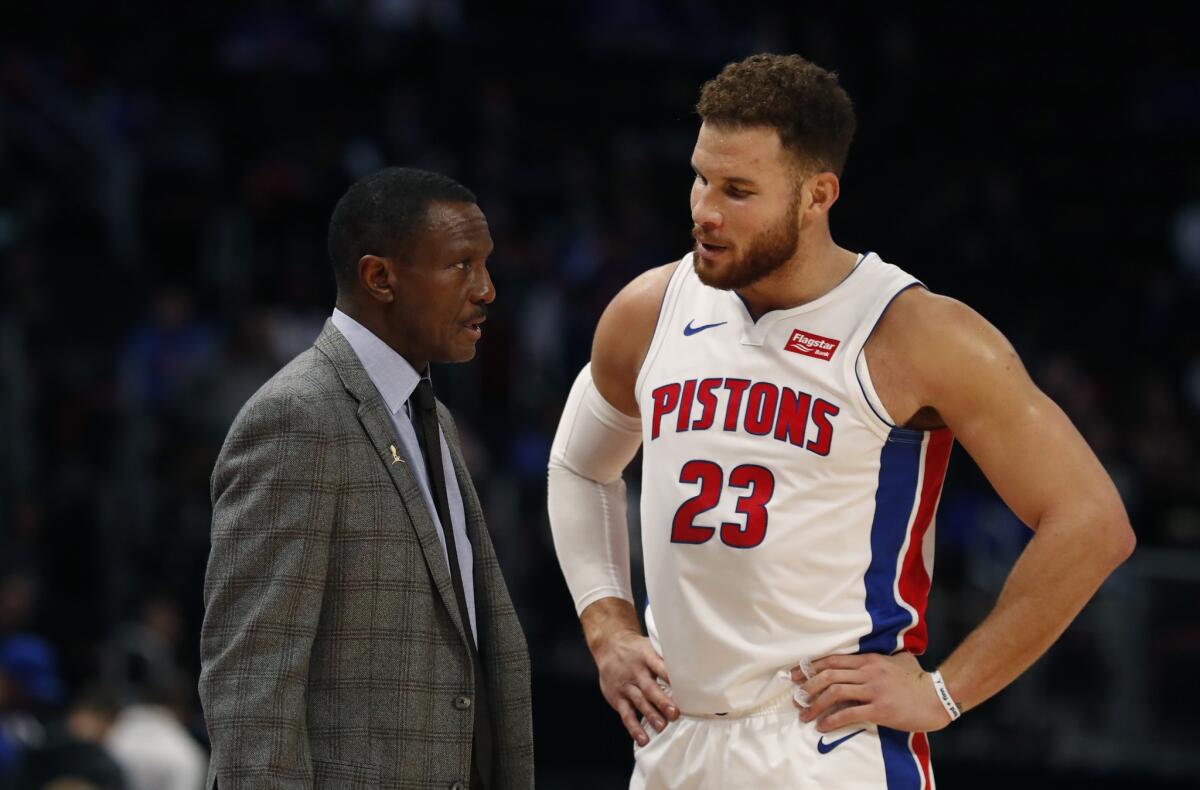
[331,308,425,415]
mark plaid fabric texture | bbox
[200,322,533,789]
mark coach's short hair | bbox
[696,54,856,176]
[327,166,476,291]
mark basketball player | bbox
[547,54,1134,788]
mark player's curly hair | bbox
[696,54,856,176]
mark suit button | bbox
[449,783,465,790]
[453,695,472,710]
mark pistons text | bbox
[649,378,839,456]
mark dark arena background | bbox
[1,2,1198,788]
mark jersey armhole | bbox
[634,255,693,405]
[844,281,926,441]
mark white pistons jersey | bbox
[635,251,953,719]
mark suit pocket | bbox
[313,757,381,789]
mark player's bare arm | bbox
[796,287,1136,733]
[590,262,676,416]
[550,262,681,746]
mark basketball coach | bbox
[199,167,533,789]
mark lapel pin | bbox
[390,444,404,465]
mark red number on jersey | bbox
[670,460,721,544]
[670,461,775,549]
[720,464,774,548]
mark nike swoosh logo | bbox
[816,728,866,754]
[683,319,728,336]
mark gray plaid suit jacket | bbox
[199,321,533,789]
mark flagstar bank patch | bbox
[784,329,840,361]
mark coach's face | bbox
[384,200,495,371]
[689,122,805,290]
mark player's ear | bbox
[358,254,396,304]
[805,172,841,216]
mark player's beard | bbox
[693,192,801,291]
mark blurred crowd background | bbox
[1,2,1198,788]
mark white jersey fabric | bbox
[633,251,951,787]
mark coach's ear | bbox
[358,254,396,304]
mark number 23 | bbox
[670,460,775,549]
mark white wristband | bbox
[929,670,962,722]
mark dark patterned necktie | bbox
[409,377,492,788]
[411,378,473,632]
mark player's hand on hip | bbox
[790,651,951,733]
[593,630,679,746]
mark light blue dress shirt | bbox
[331,308,477,643]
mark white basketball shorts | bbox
[629,691,936,789]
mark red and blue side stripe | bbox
[880,729,934,790]
[861,426,953,788]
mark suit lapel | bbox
[439,403,488,551]
[439,401,533,714]
[438,402,502,653]
[314,321,470,645]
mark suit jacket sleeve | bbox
[199,389,337,789]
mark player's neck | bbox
[735,237,859,320]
